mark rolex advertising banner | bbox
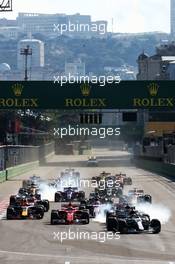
[0,81,174,109]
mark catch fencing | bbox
[0,142,54,182]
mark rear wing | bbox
[63,187,78,192]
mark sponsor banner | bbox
[0,81,174,109]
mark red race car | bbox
[51,202,89,225]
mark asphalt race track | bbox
[0,149,175,264]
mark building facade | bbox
[65,61,85,77]
[16,12,107,38]
[17,13,68,37]
[171,0,175,36]
[137,43,175,80]
[17,39,45,70]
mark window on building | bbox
[80,113,102,124]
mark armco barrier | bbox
[134,157,175,177]
[6,145,39,168]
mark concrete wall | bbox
[134,157,175,177]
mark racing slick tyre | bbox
[150,219,161,234]
[106,217,118,232]
[81,212,89,224]
[78,191,85,201]
[106,212,110,226]
[6,207,14,220]
[42,200,50,212]
[106,212,115,226]
[35,206,44,219]
[144,195,152,204]
[141,214,150,230]
[55,193,62,202]
[36,194,41,200]
[51,210,59,225]
[9,196,16,206]
[36,200,49,212]
[118,220,128,234]
[87,206,96,218]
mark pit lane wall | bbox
[0,142,54,182]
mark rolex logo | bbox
[148,83,159,97]
[80,83,91,97]
[12,83,23,97]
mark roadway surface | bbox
[0,149,175,264]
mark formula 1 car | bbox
[128,188,152,204]
[99,171,111,177]
[115,173,132,186]
[49,169,80,188]
[22,175,41,188]
[128,188,144,196]
[60,169,80,180]
[80,197,113,218]
[95,186,123,199]
[50,202,89,225]
[88,192,113,202]
[6,198,44,220]
[80,199,101,218]
[92,171,111,182]
[119,194,152,206]
[18,186,41,200]
[87,156,98,167]
[105,175,123,187]
[106,207,161,234]
[9,190,49,212]
[21,180,41,200]
[54,187,85,202]
[137,194,152,204]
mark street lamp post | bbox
[3,133,8,181]
[20,45,32,81]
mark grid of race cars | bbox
[6,168,161,234]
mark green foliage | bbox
[0,33,169,73]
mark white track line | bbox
[0,250,170,263]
